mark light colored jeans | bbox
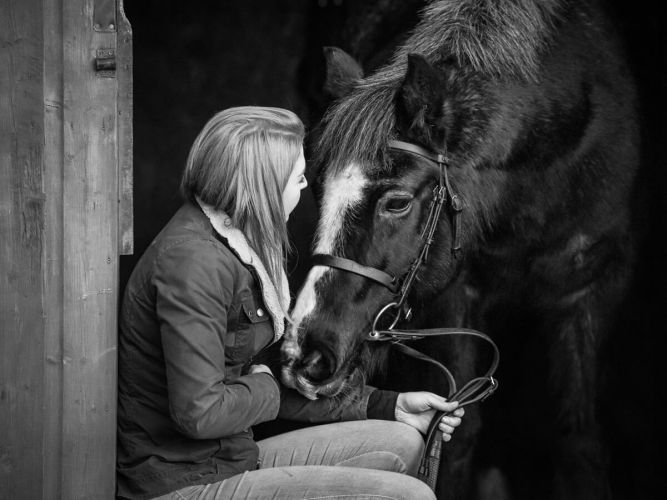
[154,420,436,500]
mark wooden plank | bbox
[0,0,46,498]
[60,0,119,497]
[2,0,121,497]
[117,0,134,255]
[43,0,65,497]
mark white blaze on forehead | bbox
[289,163,368,329]
[314,162,367,254]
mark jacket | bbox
[116,202,397,499]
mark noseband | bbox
[309,139,499,491]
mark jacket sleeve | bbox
[154,239,280,440]
[278,383,399,423]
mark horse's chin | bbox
[281,364,358,401]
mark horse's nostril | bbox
[301,349,333,383]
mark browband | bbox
[388,140,447,165]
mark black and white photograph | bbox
[1,1,665,499]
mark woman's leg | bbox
[157,466,436,500]
[257,419,425,475]
[153,420,435,499]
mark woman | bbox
[117,106,464,499]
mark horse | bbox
[281,0,641,498]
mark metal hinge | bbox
[95,48,116,77]
[93,0,117,32]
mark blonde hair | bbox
[182,106,305,309]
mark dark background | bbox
[122,1,666,498]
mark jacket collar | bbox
[196,198,290,341]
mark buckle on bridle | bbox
[480,377,499,402]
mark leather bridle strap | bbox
[381,328,500,491]
[311,141,450,305]
[388,140,447,165]
[311,254,399,294]
[388,139,463,256]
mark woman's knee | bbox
[387,421,426,468]
[365,420,425,475]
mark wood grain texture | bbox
[118,0,133,255]
[60,0,119,497]
[2,0,122,497]
[43,0,65,497]
[0,0,46,498]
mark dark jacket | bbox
[117,202,397,499]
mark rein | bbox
[310,139,499,491]
[371,327,499,490]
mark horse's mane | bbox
[316,0,566,175]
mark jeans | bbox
[153,420,436,500]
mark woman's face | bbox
[283,147,308,220]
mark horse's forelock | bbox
[315,79,398,179]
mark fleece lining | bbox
[197,198,290,341]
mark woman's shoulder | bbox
[147,203,230,256]
[154,202,217,243]
[154,232,243,279]
[132,204,247,284]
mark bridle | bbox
[310,139,500,490]
[312,139,463,334]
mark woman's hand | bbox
[395,392,465,442]
[249,364,273,377]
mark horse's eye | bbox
[385,197,412,214]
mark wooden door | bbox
[0,0,132,498]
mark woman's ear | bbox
[396,54,447,148]
[323,46,364,99]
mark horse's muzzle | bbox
[280,340,347,399]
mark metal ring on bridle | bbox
[369,301,401,339]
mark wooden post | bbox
[0,1,47,497]
[0,0,130,497]
[60,0,119,497]
[43,0,66,496]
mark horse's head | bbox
[282,50,487,399]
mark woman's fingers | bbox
[426,394,459,413]
[249,364,273,376]
[439,423,455,434]
[441,415,462,428]
[423,396,466,441]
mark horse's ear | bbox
[323,46,364,99]
[397,54,447,147]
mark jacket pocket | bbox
[225,295,270,364]
[240,299,271,325]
